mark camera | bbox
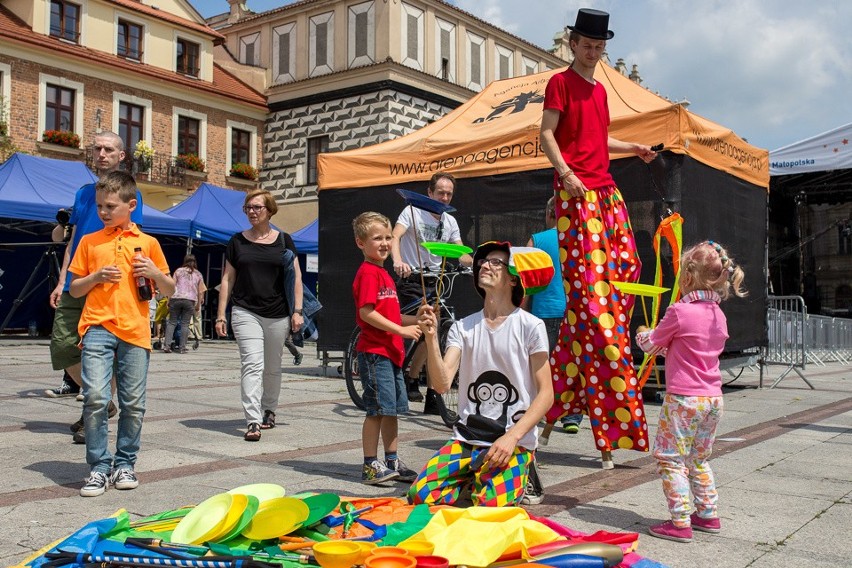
[56,207,73,226]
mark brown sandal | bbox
[244,423,261,441]
[261,410,276,430]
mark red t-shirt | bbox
[353,261,405,367]
[543,67,614,190]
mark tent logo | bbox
[472,91,544,123]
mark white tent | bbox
[770,122,852,176]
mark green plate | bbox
[421,242,473,259]
[218,495,260,543]
[610,281,670,297]
[300,493,341,527]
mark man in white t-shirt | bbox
[408,242,553,506]
[391,172,472,404]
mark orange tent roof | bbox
[318,63,769,190]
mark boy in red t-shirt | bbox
[352,212,424,485]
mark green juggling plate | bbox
[610,281,670,297]
[300,493,341,527]
[421,241,473,259]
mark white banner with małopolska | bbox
[770,122,852,176]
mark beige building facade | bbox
[0,0,266,210]
[210,0,569,226]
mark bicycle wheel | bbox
[434,318,460,428]
[344,327,366,410]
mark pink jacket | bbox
[635,290,728,396]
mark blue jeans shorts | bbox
[358,352,408,417]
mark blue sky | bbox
[194,1,852,152]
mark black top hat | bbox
[567,8,614,40]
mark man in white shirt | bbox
[391,172,472,404]
[408,242,553,506]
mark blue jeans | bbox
[165,298,195,352]
[562,413,584,426]
[81,326,150,474]
[358,352,408,417]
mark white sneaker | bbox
[520,481,544,505]
[110,468,139,490]
[80,471,109,497]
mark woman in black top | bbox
[215,190,304,441]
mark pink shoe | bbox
[649,521,693,543]
[690,513,721,533]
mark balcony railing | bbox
[85,148,187,187]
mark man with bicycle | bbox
[391,172,472,405]
[408,242,553,506]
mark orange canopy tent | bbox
[319,64,768,190]
[316,63,769,353]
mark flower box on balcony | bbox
[42,129,81,148]
[36,141,85,158]
[226,175,258,190]
[183,169,208,190]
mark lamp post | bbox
[794,191,806,296]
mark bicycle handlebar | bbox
[400,267,471,315]
[408,266,473,277]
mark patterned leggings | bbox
[407,440,532,507]
[653,394,724,526]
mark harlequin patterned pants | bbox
[653,394,723,526]
[551,185,649,453]
[407,439,531,507]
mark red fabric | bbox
[529,515,642,567]
[543,68,614,190]
[353,261,405,367]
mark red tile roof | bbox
[109,0,224,41]
[0,5,266,109]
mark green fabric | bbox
[380,504,434,545]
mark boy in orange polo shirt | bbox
[69,171,174,497]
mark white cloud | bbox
[450,0,852,149]
[216,0,852,149]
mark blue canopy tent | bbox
[165,182,258,245]
[0,153,189,333]
[291,218,318,254]
[0,153,190,237]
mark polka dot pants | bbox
[550,185,650,453]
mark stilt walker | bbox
[538,8,660,467]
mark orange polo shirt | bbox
[69,223,169,350]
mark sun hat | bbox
[567,8,614,40]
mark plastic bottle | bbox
[133,247,152,301]
[28,320,38,337]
